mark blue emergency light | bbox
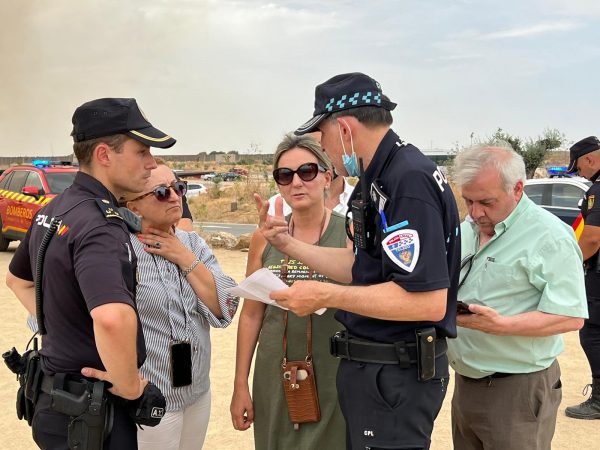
[547,166,569,177]
[32,160,50,168]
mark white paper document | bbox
[226,268,326,315]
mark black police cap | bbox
[71,98,176,149]
[567,136,600,173]
[295,72,397,135]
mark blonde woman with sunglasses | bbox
[123,159,238,450]
[231,134,348,449]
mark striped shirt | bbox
[131,229,238,411]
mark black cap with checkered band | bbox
[295,72,396,135]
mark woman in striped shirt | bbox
[123,161,238,450]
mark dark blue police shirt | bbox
[9,172,146,374]
[335,129,460,343]
[581,178,600,299]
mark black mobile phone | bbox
[170,341,192,388]
[456,301,473,315]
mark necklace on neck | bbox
[289,209,327,245]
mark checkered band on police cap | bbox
[295,72,397,135]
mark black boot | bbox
[565,378,600,419]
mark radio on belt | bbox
[351,158,375,249]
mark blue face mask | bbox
[338,120,360,177]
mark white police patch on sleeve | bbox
[382,229,420,272]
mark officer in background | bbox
[6,98,175,448]
[565,136,600,419]
[257,73,460,449]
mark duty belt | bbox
[40,373,95,396]
[330,330,447,366]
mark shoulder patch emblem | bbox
[588,195,595,210]
[382,229,420,273]
[95,198,123,220]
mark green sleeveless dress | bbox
[252,212,347,449]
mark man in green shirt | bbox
[447,144,588,450]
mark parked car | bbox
[186,182,207,197]
[201,172,216,181]
[524,177,591,225]
[232,167,249,176]
[0,161,78,250]
[217,172,242,181]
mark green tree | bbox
[487,128,564,178]
[490,128,523,153]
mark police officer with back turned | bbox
[565,136,600,420]
[6,98,175,449]
[257,73,460,449]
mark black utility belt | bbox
[40,372,118,411]
[459,372,521,382]
[40,373,100,397]
[330,328,447,380]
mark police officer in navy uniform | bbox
[6,98,175,449]
[257,73,460,449]
[565,136,600,419]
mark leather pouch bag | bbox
[280,312,321,429]
[278,222,324,430]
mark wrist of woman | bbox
[181,257,202,277]
[176,251,197,271]
[234,379,250,391]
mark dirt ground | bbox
[0,242,598,449]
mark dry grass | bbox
[181,153,562,225]
[450,181,469,219]
[188,175,277,224]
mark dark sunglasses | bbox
[272,162,326,186]
[131,180,188,202]
[458,254,474,289]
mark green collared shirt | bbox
[447,194,588,378]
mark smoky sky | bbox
[1,0,600,157]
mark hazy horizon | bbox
[2,0,599,157]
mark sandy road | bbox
[0,242,597,449]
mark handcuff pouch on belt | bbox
[415,328,437,381]
[278,251,321,430]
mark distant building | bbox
[0,151,276,168]
[0,154,76,169]
[421,148,456,165]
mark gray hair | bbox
[452,141,526,193]
[273,133,332,171]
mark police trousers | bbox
[336,354,449,450]
[581,297,600,378]
[32,392,137,450]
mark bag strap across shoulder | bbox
[280,210,327,366]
